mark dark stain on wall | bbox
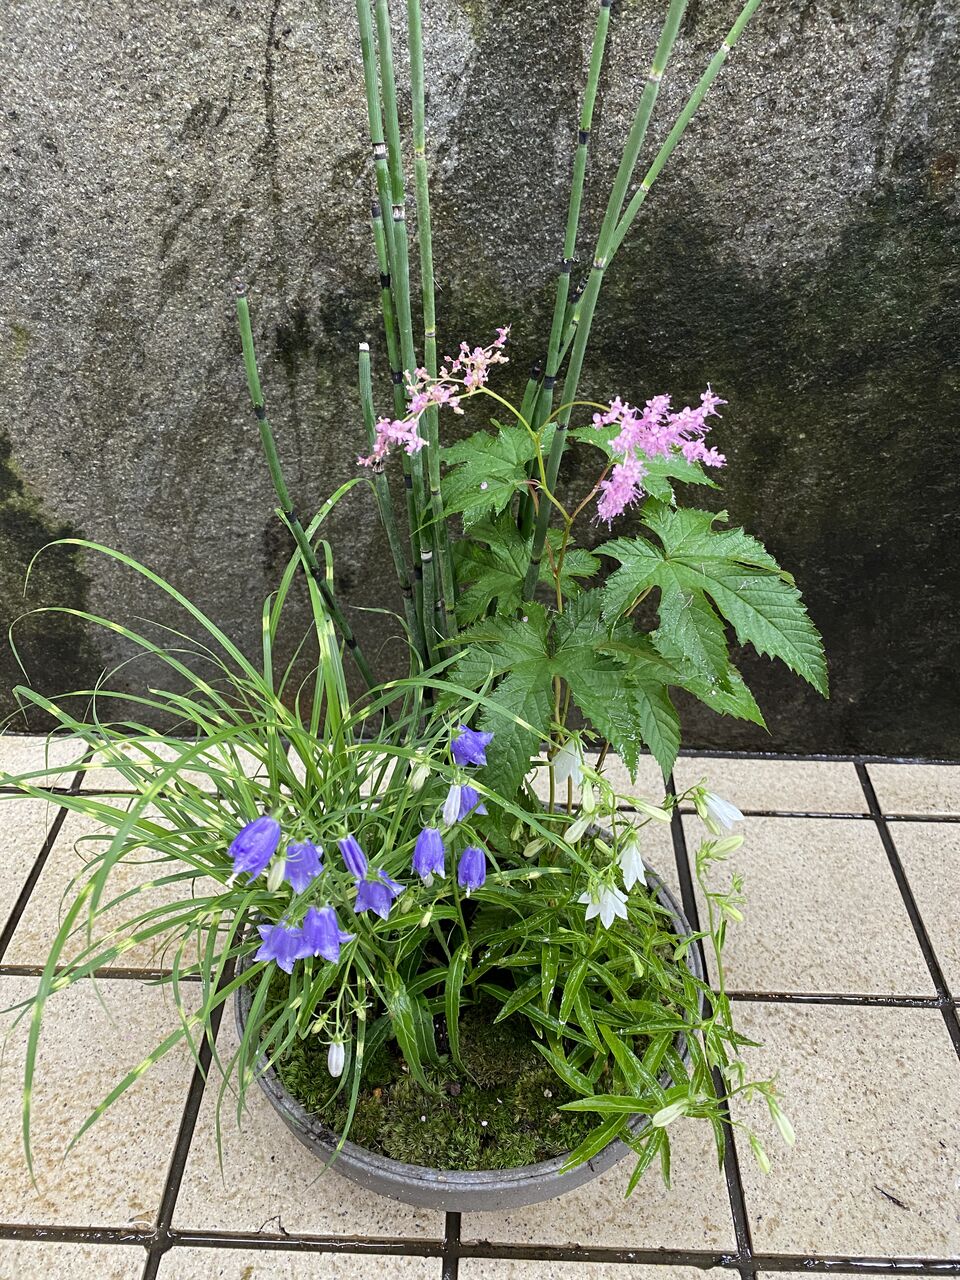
[0,431,103,731]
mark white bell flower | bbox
[578,884,629,929]
[618,830,645,891]
[703,791,744,832]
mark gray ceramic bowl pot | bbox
[235,860,704,1213]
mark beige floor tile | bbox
[682,815,933,996]
[0,795,65,939]
[0,976,198,1227]
[461,1121,734,1250]
[459,1267,713,1280]
[0,734,86,789]
[0,1241,145,1279]
[589,752,670,805]
[673,756,866,814]
[3,808,212,971]
[867,763,960,817]
[732,1002,960,1254]
[893,822,960,990]
[173,1015,443,1240]
[156,1250,438,1278]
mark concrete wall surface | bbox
[2,0,958,756]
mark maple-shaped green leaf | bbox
[442,425,536,528]
[551,593,680,778]
[454,516,599,627]
[452,605,554,799]
[682,664,766,727]
[600,503,827,696]
[600,633,766,729]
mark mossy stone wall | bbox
[1,1,957,754]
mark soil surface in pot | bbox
[276,999,601,1170]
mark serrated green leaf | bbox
[694,566,828,696]
[599,507,827,697]
[655,583,729,682]
[453,516,598,627]
[627,678,680,778]
[442,427,536,527]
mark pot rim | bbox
[235,858,705,1192]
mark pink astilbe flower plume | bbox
[591,385,728,524]
[358,329,510,468]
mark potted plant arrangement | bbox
[2,0,824,1209]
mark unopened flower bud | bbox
[266,857,286,893]
[327,1040,346,1078]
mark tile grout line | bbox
[0,963,203,982]
[856,762,960,1062]
[666,774,755,1273]
[0,762,88,963]
[139,978,231,1280]
[728,991,953,1010]
[1,1219,959,1273]
[441,1210,461,1280]
[3,961,951,1011]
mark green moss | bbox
[276,1000,599,1170]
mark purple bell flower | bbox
[339,834,368,881]
[301,906,355,962]
[451,724,494,768]
[457,845,487,896]
[228,816,281,881]
[255,921,307,974]
[413,827,446,882]
[458,785,487,820]
[284,840,323,894]
[354,869,405,920]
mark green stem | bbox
[522,0,689,601]
[236,288,379,693]
[358,343,425,664]
[370,200,405,417]
[407,0,458,647]
[518,2,611,542]
[516,359,544,536]
[358,0,427,649]
[373,0,430,637]
[356,0,399,304]
[608,0,764,261]
[370,199,427,649]
[531,1,613,425]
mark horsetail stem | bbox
[516,359,544,536]
[368,0,428,641]
[608,0,764,261]
[356,0,399,303]
[235,287,380,692]
[522,0,690,601]
[372,200,427,645]
[370,200,405,418]
[373,0,419,389]
[519,0,613,540]
[420,543,438,665]
[407,0,458,645]
[358,343,426,664]
[539,0,612,400]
